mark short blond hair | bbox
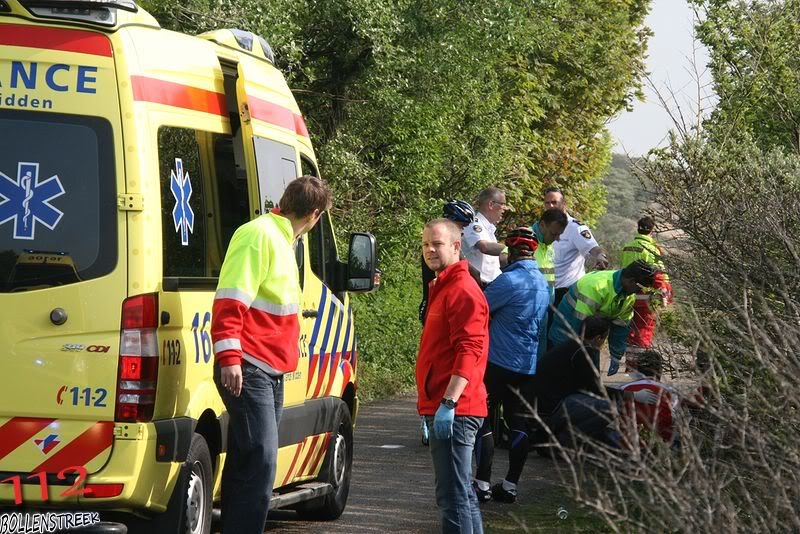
[424,218,462,242]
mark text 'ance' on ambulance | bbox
[0,1,379,532]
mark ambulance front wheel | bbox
[296,403,353,520]
[160,433,213,534]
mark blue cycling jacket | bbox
[484,259,550,375]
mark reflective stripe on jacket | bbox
[211,211,301,373]
[621,234,664,270]
[548,269,634,360]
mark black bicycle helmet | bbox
[622,259,659,286]
[442,200,475,225]
[637,216,656,233]
[505,227,538,256]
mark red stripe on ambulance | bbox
[247,94,310,138]
[0,417,55,461]
[31,422,113,474]
[281,437,306,487]
[131,75,226,116]
[295,434,321,478]
[305,433,331,477]
[0,24,112,57]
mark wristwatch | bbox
[441,397,457,409]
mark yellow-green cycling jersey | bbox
[531,221,555,303]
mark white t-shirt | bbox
[462,211,501,283]
[553,214,599,289]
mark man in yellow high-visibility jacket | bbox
[621,216,666,269]
[548,260,658,376]
[211,176,332,534]
[621,217,673,370]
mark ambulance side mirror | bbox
[346,233,378,292]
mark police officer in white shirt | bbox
[462,187,509,286]
[544,187,609,306]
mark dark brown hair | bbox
[279,176,332,218]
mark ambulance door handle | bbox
[302,309,318,318]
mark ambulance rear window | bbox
[0,110,116,292]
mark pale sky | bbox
[608,0,715,156]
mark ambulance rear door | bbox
[0,22,126,480]
[234,57,307,408]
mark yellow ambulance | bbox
[0,1,378,532]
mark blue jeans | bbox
[426,415,484,534]
[544,393,611,447]
[214,361,284,534]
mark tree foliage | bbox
[564,2,800,531]
[692,0,800,152]
[141,0,650,258]
[139,0,651,397]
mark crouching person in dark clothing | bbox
[533,317,616,448]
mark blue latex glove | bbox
[607,356,620,376]
[433,403,455,439]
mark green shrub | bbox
[351,258,421,401]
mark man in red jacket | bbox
[417,218,490,534]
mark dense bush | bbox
[549,2,800,528]
[351,262,421,400]
[546,132,800,534]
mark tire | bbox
[150,433,213,534]
[296,404,353,520]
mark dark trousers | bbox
[546,287,571,349]
[554,286,569,308]
[543,393,612,447]
[475,363,535,486]
[426,415,484,534]
[214,361,284,534]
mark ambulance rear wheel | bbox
[159,433,213,534]
[296,404,353,520]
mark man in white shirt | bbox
[544,187,609,306]
[462,187,509,286]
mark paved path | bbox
[262,395,564,533]
[263,396,440,533]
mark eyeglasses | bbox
[491,201,508,209]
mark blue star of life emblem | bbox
[0,162,65,240]
[170,158,194,246]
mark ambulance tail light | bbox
[116,293,159,422]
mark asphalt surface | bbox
[263,395,440,533]
[261,395,565,533]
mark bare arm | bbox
[443,374,469,402]
[589,246,609,270]
[476,240,505,256]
